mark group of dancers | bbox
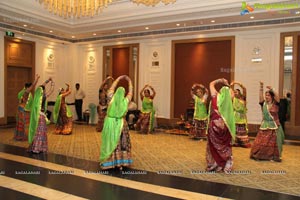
[189,80,251,148]
[189,78,284,172]
[98,76,285,172]
[14,74,285,173]
[14,74,73,153]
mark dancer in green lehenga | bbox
[100,75,133,169]
[53,83,73,135]
[135,84,156,134]
[189,83,208,140]
[230,81,251,148]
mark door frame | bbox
[103,44,139,103]
[1,37,35,124]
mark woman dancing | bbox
[100,75,133,169]
[28,77,54,153]
[250,82,285,162]
[230,81,251,148]
[189,83,208,140]
[53,83,73,135]
[14,74,40,141]
[206,78,235,174]
[135,84,156,134]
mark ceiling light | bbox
[38,0,115,18]
[49,30,53,33]
[176,23,180,26]
[37,0,176,18]
[211,20,215,23]
[295,11,300,14]
[118,30,122,33]
[250,16,255,19]
[145,27,149,30]
[72,36,75,38]
[93,33,97,36]
[23,24,27,27]
[132,0,176,6]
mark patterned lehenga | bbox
[250,101,285,161]
[28,87,49,153]
[135,97,155,133]
[232,97,251,148]
[53,94,73,135]
[100,87,132,169]
[14,90,32,141]
[189,95,207,140]
[206,96,234,173]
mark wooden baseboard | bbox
[156,117,180,128]
[0,117,7,125]
[285,125,300,136]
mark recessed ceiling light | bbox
[71,35,75,38]
[23,24,27,27]
[250,16,255,19]
[118,30,122,33]
[145,27,149,30]
[211,20,215,23]
[49,30,53,33]
[93,33,97,36]
[176,23,180,26]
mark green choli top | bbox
[141,97,154,113]
[259,101,279,130]
[232,97,247,124]
[53,94,72,123]
[193,95,208,120]
[18,88,33,111]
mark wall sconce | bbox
[251,47,262,63]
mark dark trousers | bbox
[75,99,83,121]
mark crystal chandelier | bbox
[37,0,176,18]
[38,0,115,18]
[131,0,177,6]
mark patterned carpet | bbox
[0,124,299,197]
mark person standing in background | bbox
[74,83,85,121]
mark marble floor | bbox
[0,141,299,200]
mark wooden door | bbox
[2,37,35,124]
[172,37,234,118]
[112,47,130,91]
[103,44,139,102]
[7,67,32,122]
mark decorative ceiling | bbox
[0,0,299,43]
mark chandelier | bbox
[38,0,177,18]
[38,0,115,18]
[131,0,176,6]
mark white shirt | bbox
[74,88,85,100]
